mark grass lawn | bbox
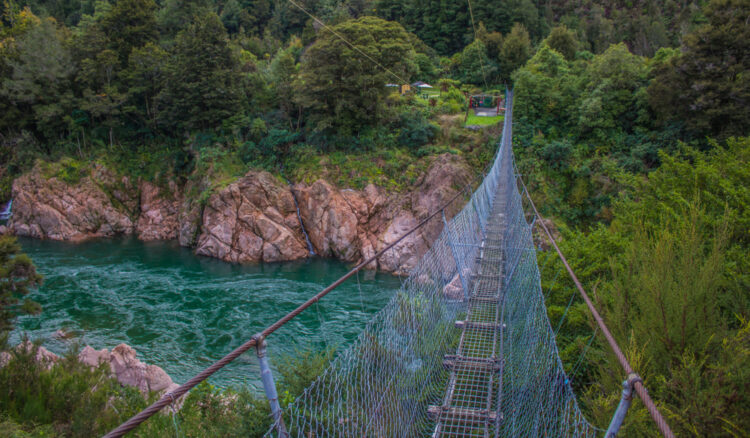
[465,113,504,126]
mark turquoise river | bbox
[10,237,401,390]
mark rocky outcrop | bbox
[79,344,179,395]
[8,163,196,244]
[295,153,472,273]
[9,165,135,240]
[195,171,309,263]
[0,341,60,369]
[294,181,367,261]
[8,153,473,273]
[1,341,179,397]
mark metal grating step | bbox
[428,406,498,422]
[469,295,501,303]
[470,273,503,281]
[443,354,501,372]
[455,320,503,330]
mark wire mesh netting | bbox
[266,91,597,437]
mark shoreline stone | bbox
[2,341,182,406]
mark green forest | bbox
[1,0,748,435]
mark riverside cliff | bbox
[7,154,471,273]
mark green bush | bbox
[39,158,88,185]
[0,343,147,437]
[0,343,337,437]
[397,112,439,149]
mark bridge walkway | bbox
[428,151,510,437]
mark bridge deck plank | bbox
[431,180,509,438]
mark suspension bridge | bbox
[104,91,673,438]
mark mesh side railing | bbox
[494,97,597,437]
[267,90,597,437]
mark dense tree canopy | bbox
[294,16,417,134]
[0,0,748,436]
[648,0,750,139]
[156,12,246,133]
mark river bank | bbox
[4,153,472,274]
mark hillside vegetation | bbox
[0,0,748,436]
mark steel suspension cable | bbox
[517,176,675,438]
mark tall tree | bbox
[458,39,497,86]
[123,42,167,131]
[269,38,301,127]
[577,43,648,146]
[396,0,470,55]
[157,12,246,134]
[100,0,158,64]
[294,16,417,134]
[157,0,212,39]
[648,0,750,139]
[544,25,577,61]
[1,18,75,143]
[499,23,531,83]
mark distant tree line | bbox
[1,0,739,165]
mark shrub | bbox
[0,343,147,437]
[397,112,439,149]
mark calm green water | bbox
[11,237,400,389]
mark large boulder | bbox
[195,171,309,263]
[78,345,111,368]
[294,180,361,261]
[85,343,177,393]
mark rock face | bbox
[178,181,205,247]
[136,181,181,241]
[8,163,196,244]
[195,171,309,263]
[8,153,473,273]
[295,153,472,273]
[10,165,135,240]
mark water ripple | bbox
[11,237,399,389]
